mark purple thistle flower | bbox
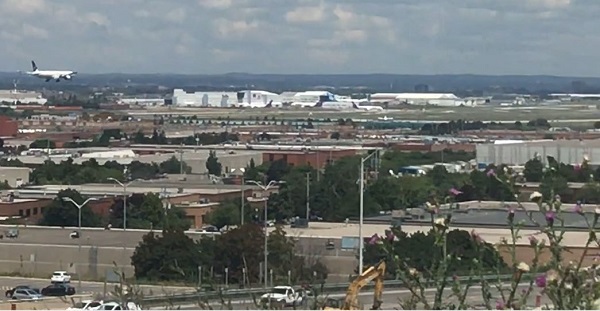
[496,300,505,310]
[574,203,583,215]
[486,169,496,177]
[535,275,547,288]
[386,231,395,241]
[545,211,555,226]
[470,229,483,244]
[507,207,515,222]
[449,188,462,196]
[368,234,379,245]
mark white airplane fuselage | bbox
[24,61,77,82]
[27,70,76,81]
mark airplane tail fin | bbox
[265,100,273,108]
[352,102,359,109]
[31,61,38,71]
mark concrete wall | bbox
[0,243,134,280]
[0,225,356,281]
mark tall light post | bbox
[231,168,246,225]
[305,172,310,221]
[358,150,379,274]
[61,197,98,298]
[107,178,140,230]
[247,179,283,288]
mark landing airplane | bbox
[23,61,77,82]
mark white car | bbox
[67,300,103,310]
[50,271,71,283]
[260,286,304,307]
[97,301,141,310]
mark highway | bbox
[148,283,550,310]
[0,276,194,300]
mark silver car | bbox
[11,288,42,300]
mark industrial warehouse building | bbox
[476,140,596,165]
[0,167,30,188]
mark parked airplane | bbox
[23,61,77,82]
[352,103,385,111]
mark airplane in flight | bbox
[23,61,77,82]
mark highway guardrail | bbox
[142,273,532,306]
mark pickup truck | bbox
[260,286,304,307]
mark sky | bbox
[1,0,599,76]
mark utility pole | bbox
[306,172,310,220]
[247,180,284,288]
[358,150,378,274]
[179,143,184,175]
[61,197,97,300]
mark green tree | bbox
[369,175,434,211]
[205,199,240,229]
[363,228,507,278]
[243,158,265,181]
[576,182,600,204]
[159,156,191,174]
[39,189,102,227]
[131,229,203,282]
[541,156,572,200]
[205,150,222,176]
[109,193,190,230]
[310,156,379,220]
[212,224,265,283]
[523,158,544,182]
[29,139,56,149]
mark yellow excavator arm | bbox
[322,260,385,310]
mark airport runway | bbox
[148,283,549,310]
[0,276,195,301]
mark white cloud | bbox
[198,0,233,9]
[285,5,326,23]
[0,0,598,75]
[527,0,571,9]
[164,8,186,23]
[214,19,259,37]
[211,48,239,62]
[22,23,48,39]
[0,0,46,14]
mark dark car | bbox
[5,285,39,298]
[41,284,76,296]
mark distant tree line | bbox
[0,156,191,185]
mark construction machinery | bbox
[322,260,386,310]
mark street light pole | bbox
[241,174,245,225]
[358,150,378,274]
[107,178,139,231]
[232,168,246,225]
[247,180,283,288]
[61,197,97,298]
[306,172,310,220]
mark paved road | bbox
[150,283,550,310]
[0,276,195,301]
